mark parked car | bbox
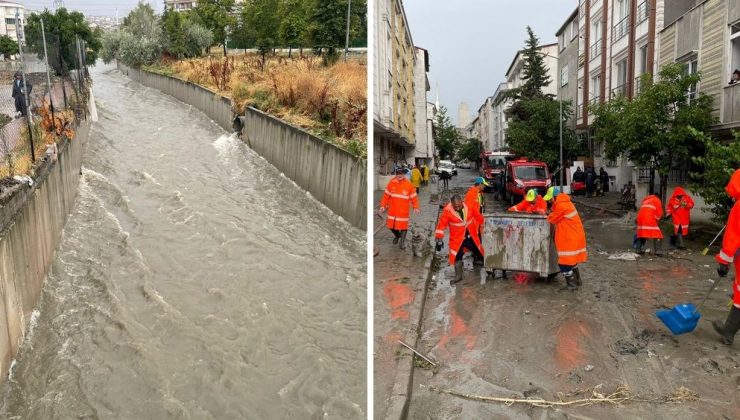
[457,160,472,169]
[438,160,458,176]
[503,158,551,204]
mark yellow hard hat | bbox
[543,186,560,201]
[525,189,536,202]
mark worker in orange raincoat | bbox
[509,189,547,214]
[714,169,740,345]
[435,195,485,284]
[636,194,664,255]
[465,177,489,215]
[379,167,420,249]
[665,186,695,249]
[545,187,587,290]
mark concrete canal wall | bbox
[0,120,91,379]
[119,63,367,230]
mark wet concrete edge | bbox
[385,231,437,420]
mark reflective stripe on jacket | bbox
[435,203,484,265]
[380,177,419,230]
[636,195,664,239]
[547,194,587,266]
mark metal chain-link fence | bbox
[0,26,91,179]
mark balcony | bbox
[590,40,601,60]
[613,16,630,41]
[637,1,649,24]
[722,83,740,124]
[611,83,627,98]
[588,96,600,114]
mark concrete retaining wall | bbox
[0,119,91,379]
[119,62,367,230]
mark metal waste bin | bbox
[482,212,559,278]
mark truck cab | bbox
[504,159,551,204]
[480,151,514,193]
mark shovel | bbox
[701,226,726,256]
[656,278,723,335]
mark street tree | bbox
[240,0,280,60]
[25,8,102,76]
[278,0,308,57]
[689,129,740,223]
[122,1,160,39]
[161,10,213,59]
[192,0,236,55]
[499,26,580,172]
[457,137,482,167]
[100,3,162,67]
[305,0,365,61]
[0,35,18,60]
[592,63,714,202]
[434,106,460,161]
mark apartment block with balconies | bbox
[373,0,417,188]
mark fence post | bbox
[16,10,34,162]
[41,17,56,134]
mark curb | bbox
[384,212,440,420]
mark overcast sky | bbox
[404,0,577,125]
[22,0,159,17]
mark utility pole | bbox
[16,10,35,162]
[344,0,352,61]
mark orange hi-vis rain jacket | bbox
[665,186,694,235]
[380,177,419,230]
[547,194,587,266]
[464,186,483,215]
[508,196,547,214]
[636,195,664,239]
[435,203,484,265]
[717,169,740,308]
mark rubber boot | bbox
[392,230,400,244]
[713,306,740,345]
[564,271,577,290]
[399,230,407,249]
[452,261,464,284]
[677,232,686,250]
[636,238,645,255]
[573,267,582,286]
[653,239,663,257]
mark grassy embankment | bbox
[144,53,367,158]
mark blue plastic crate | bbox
[656,303,701,335]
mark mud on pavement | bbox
[406,192,740,419]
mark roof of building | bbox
[505,42,558,78]
[555,8,579,36]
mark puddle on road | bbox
[553,318,591,371]
[383,278,415,320]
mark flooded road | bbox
[0,64,366,419]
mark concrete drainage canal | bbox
[0,63,366,419]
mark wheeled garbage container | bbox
[482,212,559,279]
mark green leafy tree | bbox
[592,63,715,202]
[304,0,348,60]
[123,1,160,39]
[500,27,579,172]
[0,35,18,59]
[434,106,460,161]
[278,0,308,57]
[457,138,483,167]
[161,9,188,58]
[25,8,102,76]
[689,129,740,223]
[192,0,236,55]
[240,0,280,59]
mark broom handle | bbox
[694,278,723,315]
[706,226,727,250]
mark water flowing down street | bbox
[0,63,366,419]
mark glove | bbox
[435,240,443,252]
[718,263,730,278]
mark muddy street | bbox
[405,169,740,419]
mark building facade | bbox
[413,47,434,168]
[373,0,417,188]
[165,0,244,11]
[458,102,471,128]
[556,8,581,130]
[0,2,24,43]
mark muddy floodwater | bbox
[0,63,366,419]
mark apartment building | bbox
[165,0,244,11]
[0,1,24,43]
[373,0,417,188]
[556,8,581,129]
[413,47,435,169]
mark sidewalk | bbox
[373,171,480,419]
[373,183,439,420]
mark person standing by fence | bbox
[12,71,32,117]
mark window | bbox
[639,45,648,75]
[571,19,579,41]
[616,0,628,20]
[590,20,602,58]
[684,59,698,102]
[559,32,566,51]
[614,0,630,41]
[638,1,649,23]
[561,64,569,87]
[4,18,14,25]
[590,74,601,111]
[731,23,740,83]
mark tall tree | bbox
[592,63,715,202]
[123,1,160,39]
[690,129,740,223]
[192,0,236,55]
[278,0,308,57]
[500,26,578,172]
[304,0,347,59]
[434,106,460,161]
[240,0,280,59]
[0,35,18,60]
[25,8,102,76]
[457,138,483,167]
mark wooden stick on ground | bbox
[398,340,437,367]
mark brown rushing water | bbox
[0,63,366,419]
